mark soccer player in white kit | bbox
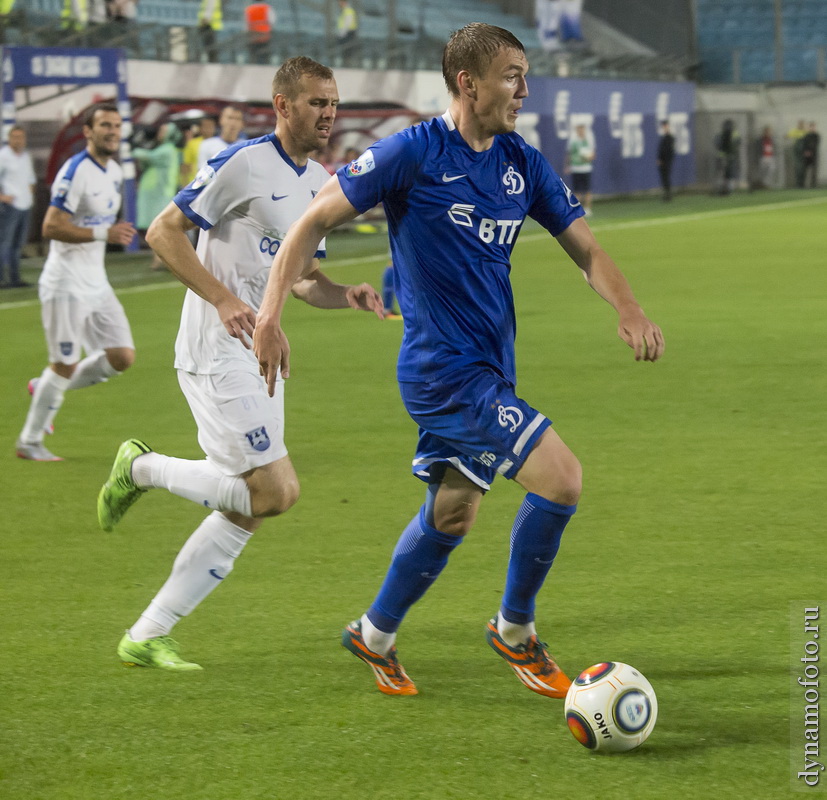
[97,57,384,671]
[16,103,137,462]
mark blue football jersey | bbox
[337,112,584,384]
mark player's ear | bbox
[273,93,289,118]
[457,70,477,100]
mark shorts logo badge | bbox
[245,426,271,452]
[497,404,524,433]
[60,341,73,356]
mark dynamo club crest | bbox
[245,426,271,452]
[502,165,525,195]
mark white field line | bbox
[518,195,827,244]
[3,196,825,312]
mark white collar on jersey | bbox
[441,109,457,131]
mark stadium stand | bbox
[16,1,825,85]
[8,0,690,81]
[696,0,827,83]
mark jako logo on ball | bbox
[564,661,658,753]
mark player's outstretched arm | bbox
[42,205,136,246]
[255,177,361,394]
[556,217,665,362]
[147,202,256,348]
[292,263,384,318]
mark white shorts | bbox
[40,288,134,364]
[177,368,288,476]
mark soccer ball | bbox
[564,662,658,753]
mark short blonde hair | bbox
[272,56,334,100]
[442,23,525,97]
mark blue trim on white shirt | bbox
[50,150,95,213]
[175,197,212,231]
[272,134,307,177]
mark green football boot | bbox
[117,632,202,671]
[97,439,152,531]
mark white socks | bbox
[129,511,253,640]
[20,355,121,444]
[19,367,69,443]
[358,611,536,656]
[132,452,252,517]
[497,611,536,647]
[67,351,118,389]
[361,613,396,656]
[125,454,254,641]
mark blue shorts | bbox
[399,367,551,491]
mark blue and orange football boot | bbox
[342,620,418,696]
[485,617,571,698]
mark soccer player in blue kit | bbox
[254,24,665,697]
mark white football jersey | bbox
[173,132,329,374]
[39,151,123,299]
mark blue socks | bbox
[365,491,576,635]
[366,506,462,633]
[501,493,576,625]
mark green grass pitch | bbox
[1,191,825,798]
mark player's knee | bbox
[432,504,477,537]
[51,362,76,379]
[107,348,135,373]
[221,511,263,533]
[252,477,300,518]
[549,457,582,506]
[529,452,582,506]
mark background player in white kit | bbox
[97,57,383,671]
[16,103,137,462]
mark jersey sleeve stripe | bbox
[174,197,212,231]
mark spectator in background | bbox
[0,125,37,288]
[787,118,806,188]
[133,123,182,270]
[198,0,222,63]
[108,0,136,23]
[715,119,740,196]
[801,122,820,189]
[656,119,675,202]
[181,116,213,186]
[107,0,137,51]
[61,0,88,31]
[245,1,276,65]
[756,125,776,190]
[198,106,244,168]
[177,123,197,188]
[336,0,358,60]
[320,142,345,175]
[60,0,107,42]
[1,0,19,45]
[565,122,595,216]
